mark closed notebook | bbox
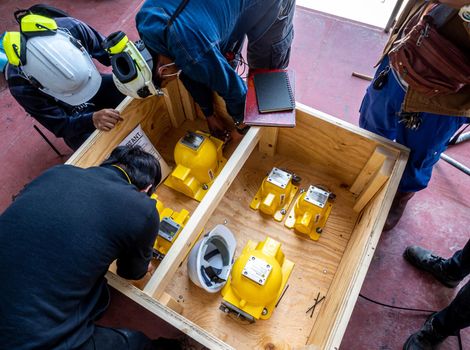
[254,71,295,113]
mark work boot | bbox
[383,191,415,231]
[403,246,462,288]
[403,314,446,350]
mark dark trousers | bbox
[434,239,470,336]
[77,326,151,350]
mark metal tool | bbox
[306,292,325,318]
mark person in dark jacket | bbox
[403,240,470,349]
[132,0,295,140]
[4,8,124,150]
[0,145,180,349]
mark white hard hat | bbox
[103,31,162,99]
[21,30,101,105]
[187,225,237,293]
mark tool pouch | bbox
[389,3,470,97]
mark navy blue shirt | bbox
[136,0,283,122]
[6,17,111,150]
[0,165,159,349]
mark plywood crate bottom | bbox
[67,87,408,349]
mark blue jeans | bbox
[434,240,470,336]
[359,57,469,192]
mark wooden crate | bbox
[67,81,408,349]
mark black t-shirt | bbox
[0,165,159,349]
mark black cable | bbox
[359,294,464,350]
[359,293,436,313]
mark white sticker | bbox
[305,185,330,208]
[242,256,272,286]
[119,125,171,185]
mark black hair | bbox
[101,145,162,193]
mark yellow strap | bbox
[112,165,132,184]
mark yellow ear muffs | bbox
[102,31,129,55]
[20,14,57,37]
[3,32,27,66]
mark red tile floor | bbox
[0,1,468,349]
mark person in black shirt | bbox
[0,145,180,349]
[5,11,124,150]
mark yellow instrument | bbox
[250,167,299,221]
[221,237,294,322]
[165,131,226,201]
[285,185,335,240]
[150,193,190,259]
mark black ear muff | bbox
[18,34,27,65]
[102,31,126,52]
[111,52,137,83]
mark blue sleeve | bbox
[179,73,214,117]
[182,47,247,123]
[8,76,95,140]
[56,17,111,66]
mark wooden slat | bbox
[163,79,186,128]
[307,150,409,349]
[349,146,387,194]
[259,127,279,156]
[106,272,234,350]
[353,156,394,212]
[159,292,183,314]
[177,79,196,121]
[143,126,263,298]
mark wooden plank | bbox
[353,156,395,212]
[66,96,170,168]
[259,127,279,156]
[278,103,404,186]
[307,150,409,349]
[65,96,133,166]
[106,272,234,350]
[349,146,387,195]
[143,126,263,299]
[159,292,184,314]
[177,79,196,121]
[163,79,186,128]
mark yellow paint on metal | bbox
[250,168,298,222]
[150,193,165,216]
[164,131,226,201]
[221,237,294,321]
[154,207,190,257]
[285,186,334,241]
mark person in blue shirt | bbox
[135,0,295,141]
[359,0,469,230]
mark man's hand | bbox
[206,114,230,142]
[147,261,156,275]
[92,109,123,131]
